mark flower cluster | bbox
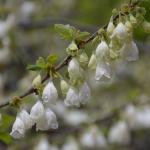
[10,81,58,139]
[9,0,150,139]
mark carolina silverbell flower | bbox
[42,81,58,105]
[64,87,80,107]
[36,108,58,131]
[88,53,97,70]
[68,58,83,80]
[30,100,45,123]
[79,82,91,104]
[10,116,25,139]
[107,21,115,36]
[19,109,34,130]
[60,79,69,95]
[95,62,111,81]
[95,40,109,61]
[111,22,128,41]
[120,40,139,61]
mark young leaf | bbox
[55,24,76,40]
[47,54,58,64]
[75,31,90,41]
[27,65,42,71]
[36,57,46,68]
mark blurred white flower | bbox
[20,1,36,19]
[19,109,33,130]
[34,137,50,150]
[95,62,111,81]
[120,40,139,61]
[64,110,89,126]
[64,87,80,107]
[36,108,58,131]
[80,126,107,149]
[124,105,150,129]
[10,116,25,139]
[61,138,79,150]
[30,101,45,123]
[79,82,91,104]
[108,120,130,145]
[111,22,128,40]
[95,41,109,61]
[42,81,58,105]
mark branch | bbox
[0,1,139,109]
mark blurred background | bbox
[0,0,150,150]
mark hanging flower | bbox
[120,40,139,61]
[64,87,80,107]
[30,101,45,123]
[36,108,58,131]
[95,63,111,81]
[42,81,58,105]
[95,41,109,61]
[108,121,130,145]
[68,58,83,80]
[107,21,115,36]
[111,22,128,41]
[60,79,69,95]
[10,116,25,139]
[88,53,97,70]
[79,82,91,104]
[19,109,34,130]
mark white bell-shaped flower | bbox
[68,58,82,79]
[60,79,69,95]
[10,116,25,139]
[64,87,80,107]
[120,40,139,61]
[95,63,111,81]
[42,81,58,104]
[95,41,109,61]
[107,21,115,36]
[19,109,34,130]
[111,22,128,40]
[108,121,130,145]
[79,82,91,104]
[36,108,58,131]
[88,53,97,70]
[30,101,45,123]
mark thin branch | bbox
[0,1,139,109]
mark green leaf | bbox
[47,54,57,64]
[27,65,43,71]
[75,31,90,41]
[36,57,46,68]
[55,24,76,40]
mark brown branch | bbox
[0,1,139,109]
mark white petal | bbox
[30,101,45,123]
[19,109,34,130]
[10,116,25,139]
[120,41,139,61]
[42,81,58,104]
[95,63,111,81]
[79,82,91,104]
[64,87,80,107]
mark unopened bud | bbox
[66,41,78,56]
[60,79,69,95]
[32,75,41,88]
